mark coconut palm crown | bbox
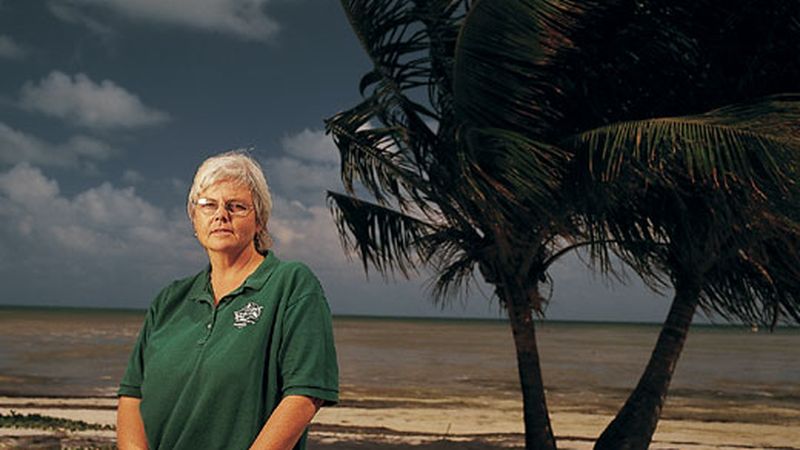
[325,1,800,448]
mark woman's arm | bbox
[117,396,148,450]
[248,395,323,450]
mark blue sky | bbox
[0,0,674,321]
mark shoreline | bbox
[6,304,800,330]
[2,395,799,450]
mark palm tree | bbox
[565,3,800,446]
[581,134,800,449]
[327,2,587,447]
[326,1,800,448]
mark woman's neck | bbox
[208,246,265,302]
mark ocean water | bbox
[1,306,798,422]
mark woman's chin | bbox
[203,242,246,255]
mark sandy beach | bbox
[2,394,799,450]
[2,312,798,449]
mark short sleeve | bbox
[117,305,155,398]
[279,291,339,406]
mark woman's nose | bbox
[213,208,231,221]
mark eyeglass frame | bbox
[192,197,254,217]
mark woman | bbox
[117,151,338,450]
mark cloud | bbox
[47,2,114,37]
[19,71,170,130]
[0,161,420,314]
[263,156,339,205]
[255,129,428,311]
[0,35,26,59]
[0,164,167,251]
[255,129,347,273]
[269,195,343,267]
[266,192,508,318]
[0,121,118,169]
[259,129,494,317]
[0,163,203,307]
[52,0,280,42]
[281,128,340,164]
[263,128,340,206]
[122,169,144,184]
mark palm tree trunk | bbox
[594,275,702,450]
[500,277,557,450]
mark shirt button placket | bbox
[198,302,217,345]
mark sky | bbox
[0,0,675,322]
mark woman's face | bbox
[192,180,260,256]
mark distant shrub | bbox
[0,410,114,432]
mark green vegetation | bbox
[0,410,113,432]
[327,0,800,449]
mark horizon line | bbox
[2,303,795,329]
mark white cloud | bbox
[281,128,339,164]
[19,71,170,130]
[262,127,362,274]
[53,0,280,42]
[0,35,26,59]
[263,128,341,206]
[263,156,339,205]
[0,121,118,168]
[0,163,204,306]
[0,163,62,206]
[269,195,343,264]
[74,182,163,227]
[63,135,117,159]
[0,164,174,252]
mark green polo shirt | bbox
[118,251,339,450]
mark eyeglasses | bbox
[194,197,254,217]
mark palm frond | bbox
[701,227,800,327]
[339,0,468,170]
[422,234,480,304]
[416,0,471,124]
[551,1,800,134]
[327,191,437,277]
[453,0,588,136]
[570,95,800,191]
[463,127,569,219]
[331,0,481,228]
[326,107,432,208]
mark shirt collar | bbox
[188,251,280,304]
[187,265,213,304]
[240,251,279,292]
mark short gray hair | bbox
[187,150,273,253]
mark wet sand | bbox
[1,395,798,450]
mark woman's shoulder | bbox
[268,256,325,300]
[272,258,316,279]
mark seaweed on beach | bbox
[0,410,114,432]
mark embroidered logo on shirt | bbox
[233,302,263,329]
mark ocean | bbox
[1,306,798,423]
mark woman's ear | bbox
[190,214,199,237]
